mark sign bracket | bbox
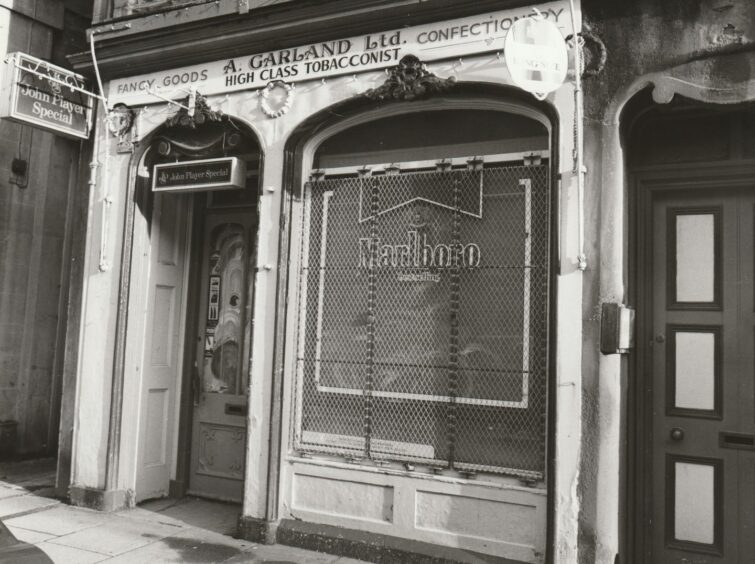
[1,52,95,140]
[145,85,197,116]
[7,55,99,135]
[5,56,104,103]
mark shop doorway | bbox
[136,194,256,505]
[187,209,254,502]
[643,186,754,562]
[132,111,261,505]
[630,103,755,563]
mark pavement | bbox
[0,459,368,564]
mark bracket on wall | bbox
[579,30,607,77]
[566,28,607,78]
[363,54,456,101]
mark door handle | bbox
[670,427,684,441]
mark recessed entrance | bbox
[629,101,755,563]
[133,114,261,505]
[187,207,255,502]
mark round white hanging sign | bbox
[504,15,568,99]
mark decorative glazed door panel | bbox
[188,211,253,502]
[649,187,754,563]
[136,193,190,502]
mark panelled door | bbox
[188,210,254,502]
[647,185,754,562]
[136,193,190,502]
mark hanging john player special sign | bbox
[152,157,246,193]
[0,52,93,140]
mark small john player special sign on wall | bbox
[0,52,92,140]
[152,157,246,193]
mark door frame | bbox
[627,160,755,563]
[111,110,264,505]
[172,193,205,498]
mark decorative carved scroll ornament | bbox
[363,54,456,101]
[164,93,227,129]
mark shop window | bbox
[292,110,551,479]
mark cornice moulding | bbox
[73,0,534,79]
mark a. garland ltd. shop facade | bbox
[67,2,585,562]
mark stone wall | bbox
[579,1,755,562]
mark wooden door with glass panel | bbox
[649,186,754,563]
[188,211,253,502]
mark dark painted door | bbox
[649,186,754,563]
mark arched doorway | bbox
[128,98,263,503]
[627,94,755,563]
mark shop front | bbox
[68,2,583,562]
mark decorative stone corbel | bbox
[106,103,136,154]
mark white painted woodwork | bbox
[285,460,547,563]
[135,193,189,502]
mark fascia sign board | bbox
[108,0,577,107]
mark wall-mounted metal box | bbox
[600,303,635,355]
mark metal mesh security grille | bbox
[293,164,550,479]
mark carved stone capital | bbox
[363,55,456,101]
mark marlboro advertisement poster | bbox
[295,165,550,472]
